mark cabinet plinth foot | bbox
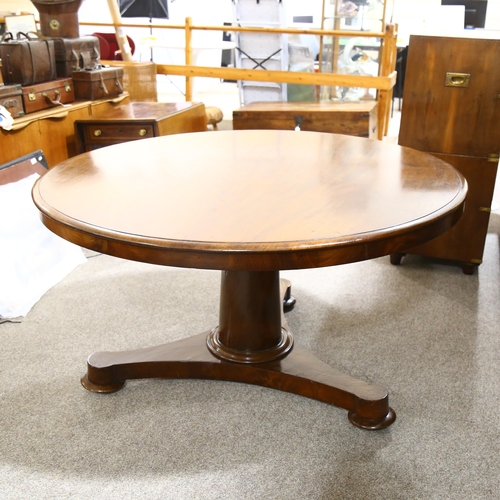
[390,253,405,265]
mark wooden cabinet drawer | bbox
[84,123,155,142]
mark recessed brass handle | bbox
[94,129,102,137]
[139,129,147,137]
[445,72,470,88]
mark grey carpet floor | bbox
[1,214,499,500]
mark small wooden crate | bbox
[232,100,378,139]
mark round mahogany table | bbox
[32,130,467,430]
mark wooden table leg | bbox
[81,271,396,430]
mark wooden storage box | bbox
[232,101,378,139]
[0,83,25,118]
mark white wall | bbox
[393,0,500,43]
[0,0,34,14]
[78,0,233,24]
[485,0,500,29]
[3,0,499,33]
[2,0,498,48]
[77,0,232,48]
[394,0,440,42]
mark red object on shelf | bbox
[92,33,135,61]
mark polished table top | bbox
[33,130,467,272]
[32,130,467,430]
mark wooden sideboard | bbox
[74,102,207,153]
[395,34,499,274]
[0,94,130,168]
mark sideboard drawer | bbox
[85,123,155,142]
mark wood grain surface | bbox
[398,35,500,157]
[33,130,467,271]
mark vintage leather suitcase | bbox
[232,101,379,139]
[72,67,124,101]
[0,84,25,118]
[21,78,75,114]
[0,32,57,86]
[51,36,101,77]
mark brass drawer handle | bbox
[445,73,470,88]
[139,128,147,137]
[94,129,102,137]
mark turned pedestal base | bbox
[82,271,396,430]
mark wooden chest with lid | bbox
[232,100,379,139]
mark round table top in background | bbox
[33,130,467,271]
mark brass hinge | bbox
[471,259,483,264]
[487,153,499,163]
[479,207,491,212]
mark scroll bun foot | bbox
[81,374,126,393]
[348,407,396,430]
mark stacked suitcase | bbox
[0,1,124,117]
[0,83,24,118]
